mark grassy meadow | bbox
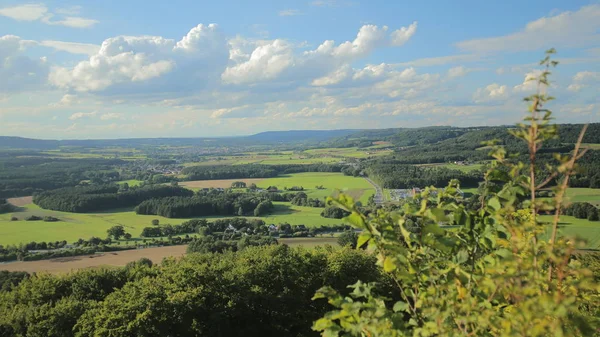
[0,173,371,245]
[259,172,374,204]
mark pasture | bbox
[539,214,600,249]
[0,173,368,245]
[259,172,374,203]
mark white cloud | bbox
[513,70,543,93]
[100,113,123,120]
[222,39,293,84]
[457,5,600,53]
[49,94,78,107]
[0,4,47,21]
[311,65,352,86]
[566,71,600,92]
[0,35,49,93]
[573,71,600,83]
[473,83,508,103]
[279,9,302,16]
[0,3,98,28]
[50,24,229,93]
[41,15,98,28]
[69,111,97,120]
[447,66,468,78]
[390,22,417,46]
[223,22,417,85]
[39,40,100,55]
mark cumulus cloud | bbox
[0,3,98,28]
[222,22,417,85]
[0,35,49,93]
[390,22,417,46]
[50,24,229,93]
[69,111,97,120]
[457,5,600,53]
[513,70,543,93]
[473,83,509,103]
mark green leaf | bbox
[393,301,409,313]
[356,232,370,248]
[455,250,469,264]
[344,212,366,229]
[383,256,397,272]
[488,197,501,211]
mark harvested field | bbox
[180,178,265,189]
[0,245,187,274]
[7,196,33,207]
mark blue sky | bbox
[0,0,599,139]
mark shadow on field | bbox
[268,203,300,215]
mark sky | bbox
[0,0,599,139]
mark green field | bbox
[0,202,349,245]
[259,172,374,204]
[304,147,392,159]
[0,173,370,245]
[539,215,600,249]
[564,188,600,207]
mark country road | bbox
[363,177,384,205]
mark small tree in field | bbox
[107,225,126,240]
[151,219,159,226]
[313,50,600,337]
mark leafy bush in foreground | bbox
[313,50,600,337]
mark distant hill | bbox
[245,129,359,143]
[2,124,598,150]
[0,129,361,149]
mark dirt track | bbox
[0,245,187,274]
[7,196,33,207]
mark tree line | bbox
[365,163,481,189]
[33,184,194,213]
[563,202,599,221]
[0,157,123,198]
[135,191,274,218]
[0,199,14,214]
[182,163,343,181]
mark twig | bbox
[548,124,588,281]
